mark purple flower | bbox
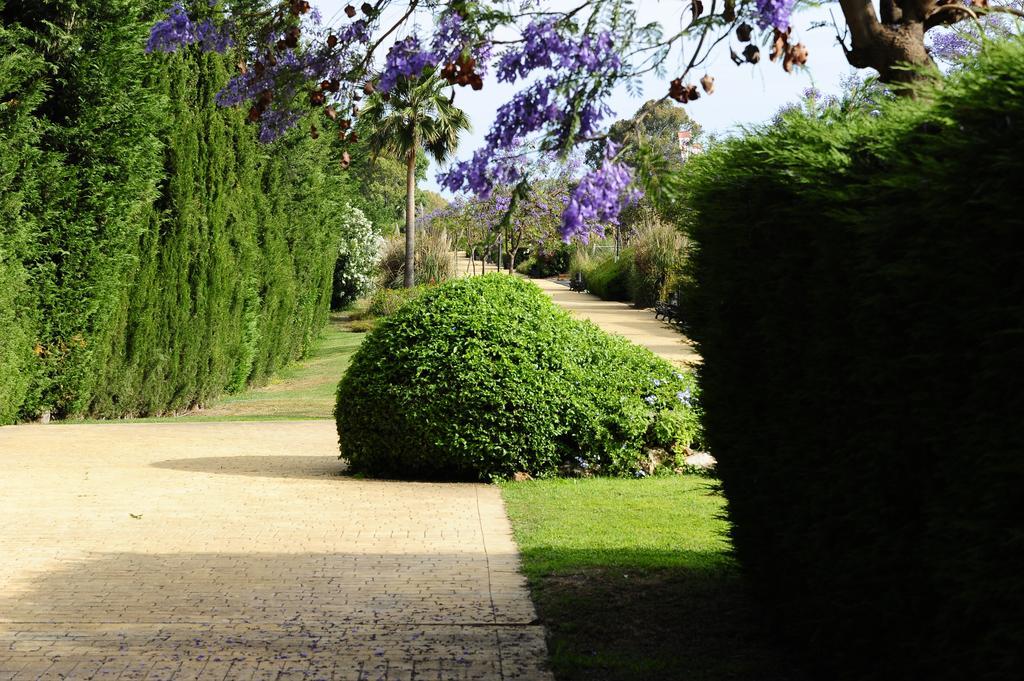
[378,36,438,93]
[146,4,231,53]
[755,0,797,30]
[561,143,641,241]
[194,19,233,53]
[146,2,195,53]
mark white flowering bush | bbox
[331,205,385,310]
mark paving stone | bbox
[0,422,552,680]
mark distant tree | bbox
[417,189,448,218]
[358,70,470,288]
[587,100,702,254]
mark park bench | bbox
[654,294,682,324]
[568,272,586,292]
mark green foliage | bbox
[628,220,685,307]
[335,275,700,481]
[583,250,633,302]
[680,39,1024,681]
[0,1,353,421]
[365,286,428,318]
[586,98,699,169]
[375,231,454,289]
[331,205,383,310]
[415,229,454,285]
[517,241,573,278]
[0,17,46,421]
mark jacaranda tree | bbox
[145,1,1024,238]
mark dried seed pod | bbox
[276,39,287,51]
[770,31,786,62]
[327,34,338,49]
[470,74,483,91]
[285,27,300,48]
[341,151,351,169]
[723,0,736,22]
[361,3,373,16]
[310,90,325,106]
[258,89,273,106]
[254,61,266,76]
[743,44,761,64]
[348,132,359,144]
[363,80,375,95]
[700,74,715,94]
[236,59,248,75]
[736,23,753,42]
[788,43,808,70]
[691,0,704,18]
[310,125,319,139]
[247,106,261,122]
[669,77,685,103]
[339,118,351,131]
[344,4,356,18]
[324,106,338,121]
[685,84,700,101]
[266,53,278,67]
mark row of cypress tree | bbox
[0,0,351,422]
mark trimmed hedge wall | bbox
[0,1,346,421]
[336,275,701,481]
[680,41,1024,680]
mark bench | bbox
[654,295,687,330]
[654,299,679,322]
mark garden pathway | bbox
[453,254,700,366]
[0,421,551,681]
[529,278,701,367]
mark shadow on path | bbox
[0,551,546,680]
[151,455,348,480]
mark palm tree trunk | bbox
[404,144,417,288]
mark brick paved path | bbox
[0,421,551,681]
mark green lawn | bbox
[501,476,806,681]
[192,314,365,420]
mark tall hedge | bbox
[0,1,347,421]
[0,16,46,422]
[680,41,1024,680]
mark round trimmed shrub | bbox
[334,274,701,480]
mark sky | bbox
[316,1,867,195]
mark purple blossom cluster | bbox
[377,13,490,93]
[561,143,641,242]
[378,36,437,93]
[754,0,797,31]
[146,2,232,54]
[440,17,622,210]
[496,19,620,83]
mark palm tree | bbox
[359,69,470,288]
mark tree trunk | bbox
[404,144,416,288]
[838,0,937,88]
